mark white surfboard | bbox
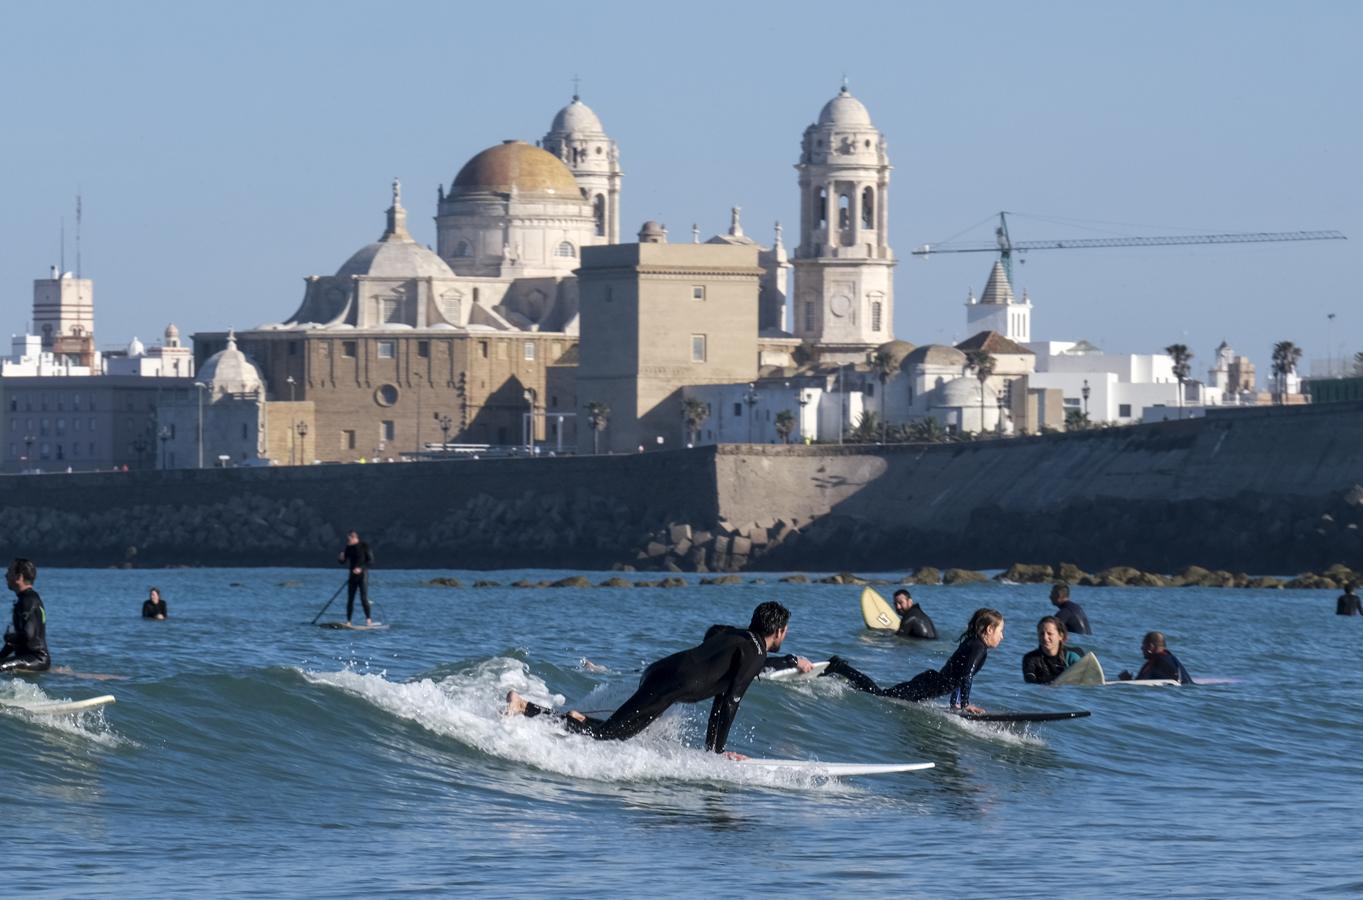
[1105,678,1182,687]
[2,694,116,715]
[1052,652,1104,686]
[761,661,830,681]
[740,758,934,776]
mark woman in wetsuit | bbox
[141,587,168,620]
[1021,615,1084,684]
[821,608,1004,713]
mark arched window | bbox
[593,195,606,237]
[454,241,470,257]
[872,302,883,332]
[816,188,827,228]
[555,241,576,258]
[862,187,875,229]
[838,194,851,230]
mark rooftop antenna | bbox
[75,190,83,281]
[60,216,65,276]
[571,73,581,101]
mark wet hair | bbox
[748,601,791,637]
[1050,582,1070,600]
[8,558,36,585]
[960,607,1004,643]
[148,587,162,599]
[1142,631,1167,651]
[1036,615,1068,655]
[892,588,911,601]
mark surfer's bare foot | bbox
[567,710,586,723]
[504,690,528,716]
[365,619,373,627]
[722,751,749,761]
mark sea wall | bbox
[1,400,1360,573]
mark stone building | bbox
[32,267,96,368]
[575,222,762,454]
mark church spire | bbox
[383,178,411,241]
[978,260,1014,305]
[728,206,744,238]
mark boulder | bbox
[673,538,693,557]
[473,580,501,588]
[942,568,988,585]
[658,577,687,589]
[427,577,463,588]
[548,575,593,588]
[663,559,683,573]
[669,523,693,544]
[996,563,1054,584]
[691,530,713,547]
[1285,572,1341,590]
[599,577,633,588]
[1343,484,1363,508]
[779,574,809,584]
[1055,563,1088,584]
[730,536,753,557]
[700,574,744,586]
[510,579,544,588]
[645,541,668,558]
[907,566,941,585]
[1246,575,1285,589]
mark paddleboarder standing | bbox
[1,558,50,674]
[338,532,374,626]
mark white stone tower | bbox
[33,267,95,366]
[793,85,894,359]
[965,260,1031,342]
[542,93,622,244]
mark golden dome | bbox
[452,140,582,198]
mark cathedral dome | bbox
[817,87,873,127]
[905,344,967,369]
[198,331,264,397]
[452,140,582,197]
[335,240,454,280]
[550,97,605,135]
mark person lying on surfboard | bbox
[1021,616,1085,684]
[1118,631,1193,684]
[892,589,936,640]
[505,601,791,758]
[702,623,814,675]
[1,558,50,674]
[820,608,1004,714]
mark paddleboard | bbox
[740,758,934,776]
[860,587,900,631]
[318,622,389,631]
[761,661,830,681]
[1052,652,1104,686]
[2,694,116,715]
[1105,678,1182,687]
[955,709,1090,723]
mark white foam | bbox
[0,682,129,747]
[301,658,858,791]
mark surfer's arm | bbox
[705,649,763,753]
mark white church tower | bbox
[965,260,1031,342]
[792,85,895,361]
[542,93,622,244]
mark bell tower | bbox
[542,92,622,244]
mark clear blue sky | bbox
[2,0,1358,379]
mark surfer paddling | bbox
[1,559,50,674]
[892,589,936,640]
[1049,583,1091,635]
[505,601,791,757]
[338,531,374,626]
[1118,631,1193,685]
[821,608,1004,714]
[1021,616,1084,684]
[1336,583,1362,616]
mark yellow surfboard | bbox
[860,586,901,631]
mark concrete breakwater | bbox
[0,400,1360,573]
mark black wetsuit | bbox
[340,542,373,621]
[525,626,767,753]
[822,636,990,708]
[1021,645,1086,684]
[896,605,937,640]
[1054,600,1092,635]
[0,587,50,673]
[1337,593,1363,616]
[763,653,802,673]
[141,598,168,619]
[1133,651,1193,685]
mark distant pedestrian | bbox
[338,531,374,626]
[1049,582,1091,635]
[1336,583,1362,616]
[141,587,168,620]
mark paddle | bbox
[310,579,349,625]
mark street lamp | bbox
[286,375,296,402]
[295,421,309,465]
[1081,379,1091,422]
[22,434,34,472]
[158,425,171,469]
[433,412,453,453]
[743,382,760,444]
[194,381,208,468]
[522,388,536,451]
[790,381,812,442]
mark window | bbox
[241,423,249,439]
[472,287,480,302]
[376,384,399,406]
[381,420,395,442]
[524,342,536,361]
[593,195,606,237]
[73,394,81,410]
[692,286,705,301]
[871,301,883,332]
[862,187,875,229]
[342,429,357,450]
[377,340,396,359]
[288,341,299,356]
[342,341,357,359]
[555,241,576,258]
[479,340,489,359]
[57,397,64,411]
[454,241,470,257]
[733,403,742,417]
[816,188,827,228]
[417,340,430,359]
[804,299,816,331]
[1119,404,1132,417]
[838,194,851,230]
[690,334,706,363]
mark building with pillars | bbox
[792,86,895,362]
[540,94,623,244]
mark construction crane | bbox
[913,211,1347,283]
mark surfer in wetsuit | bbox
[505,601,790,757]
[141,587,168,620]
[338,531,374,626]
[1337,583,1363,616]
[893,589,936,640]
[0,558,50,674]
[1021,615,1084,684]
[1118,631,1193,684]
[820,608,1004,713]
[1049,583,1091,635]
[700,623,812,675]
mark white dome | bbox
[336,240,455,280]
[198,331,264,397]
[126,336,145,357]
[550,96,605,135]
[934,376,996,408]
[817,87,874,127]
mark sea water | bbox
[2,568,1360,897]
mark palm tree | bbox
[964,349,996,435]
[907,418,948,443]
[1351,350,1363,377]
[774,410,796,444]
[585,401,610,454]
[871,348,897,443]
[1065,408,1090,431]
[681,397,709,445]
[1164,344,1193,418]
[1271,341,1303,404]
[850,410,880,443]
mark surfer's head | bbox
[1049,583,1070,605]
[346,531,360,545]
[1141,631,1167,657]
[1037,615,1067,657]
[6,558,36,591]
[749,601,791,650]
[892,588,914,612]
[963,608,1004,647]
